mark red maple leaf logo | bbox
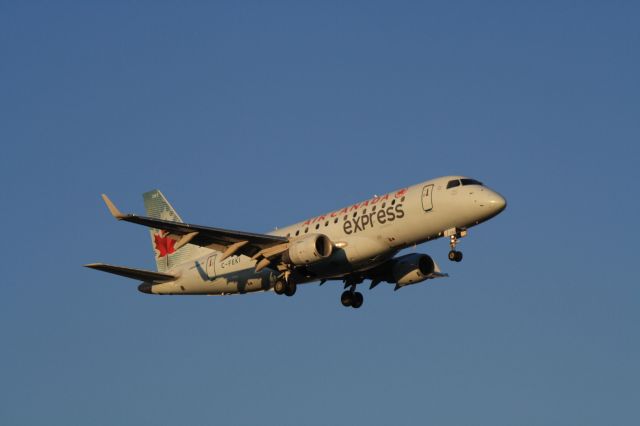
[154,231,176,257]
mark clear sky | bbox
[1,1,638,425]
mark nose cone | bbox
[488,192,507,213]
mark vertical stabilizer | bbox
[143,190,210,272]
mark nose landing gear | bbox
[446,228,466,262]
[448,249,463,262]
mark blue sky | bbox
[1,1,638,425]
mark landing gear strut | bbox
[447,233,463,262]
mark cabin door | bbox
[421,184,434,211]
[206,254,217,279]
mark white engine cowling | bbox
[392,253,436,287]
[283,234,333,266]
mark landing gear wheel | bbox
[351,292,364,309]
[448,250,463,262]
[284,282,297,297]
[274,280,286,295]
[341,290,354,307]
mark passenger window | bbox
[401,196,405,202]
[334,218,339,224]
[372,205,377,212]
[391,200,395,205]
[382,202,386,208]
[304,227,309,233]
[343,215,348,221]
[295,230,299,236]
[447,180,461,189]
[353,212,357,218]
[315,224,320,230]
[325,221,329,226]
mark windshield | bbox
[446,180,460,189]
[460,178,483,186]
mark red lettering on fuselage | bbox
[299,188,408,229]
[394,189,407,198]
[370,194,389,205]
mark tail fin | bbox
[143,190,210,272]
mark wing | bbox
[85,263,177,283]
[101,194,289,268]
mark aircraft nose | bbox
[488,192,507,213]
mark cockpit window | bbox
[461,178,483,186]
[446,180,460,189]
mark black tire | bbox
[455,251,463,262]
[341,290,353,307]
[448,250,457,261]
[351,292,364,309]
[274,280,286,295]
[284,282,297,297]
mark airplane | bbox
[86,176,506,308]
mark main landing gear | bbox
[274,279,297,297]
[341,290,363,309]
[341,279,364,308]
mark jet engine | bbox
[282,234,333,266]
[391,253,436,287]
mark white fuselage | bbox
[146,176,506,295]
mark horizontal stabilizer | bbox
[85,263,177,283]
[429,272,449,279]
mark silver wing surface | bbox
[101,195,289,265]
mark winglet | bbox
[101,194,126,220]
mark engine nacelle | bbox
[392,253,436,287]
[282,234,333,266]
